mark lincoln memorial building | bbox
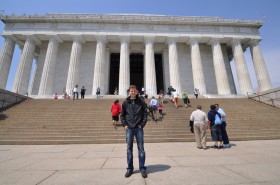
[0,14,272,97]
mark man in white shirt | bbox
[150,96,158,121]
[190,105,209,149]
[73,85,78,100]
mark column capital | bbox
[228,37,244,46]
[25,36,41,45]
[119,35,130,43]
[248,39,262,47]
[188,37,201,45]
[2,36,16,43]
[208,37,223,45]
[144,36,155,44]
[72,35,85,43]
[48,35,63,43]
[95,35,107,43]
[2,34,25,47]
[167,36,178,45]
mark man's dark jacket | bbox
[208,109,221,126]
[121,96,148,128]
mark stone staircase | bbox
[0,98,280,144]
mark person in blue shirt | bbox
[215,104,231,148]
[150,96,158,121]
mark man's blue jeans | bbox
[126,127,146,172]
[221,121,230,144]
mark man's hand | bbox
[124,126,128,130]
[140,123,146,128]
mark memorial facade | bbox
[0,14,272,96]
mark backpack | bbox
[214,114,222,125]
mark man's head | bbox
[210,104,216,110]
[152,96,155,99]
[214,104,219,110]
[197,105,202,110]
[129,85,137,99]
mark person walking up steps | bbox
[172,91,179,109]
[96,87,101,99]
[182,90,191,108]
[194,88,199,99]
[80,86,86,99]
[111,100,122,126]
[150,96,159,121]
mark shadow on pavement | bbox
[134,164,171,174]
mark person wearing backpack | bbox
[208,105,223,149]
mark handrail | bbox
[247,89,280,108]
[0,89,31,110]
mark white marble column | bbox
[12,37,36,94]
[29,56,38,95]
[163,49,170,91]
[92,35,107,95]
[66,38,83,94]
[230,39,253,94]
[0,37,16,89]
[210,38,231,95]
[104,48,110,95]
[249,40,272,92]
[118,36,130,95]
[144,36,157,95]
[167,37,181,93]
[38,38,59,95]
[189,37,207,94]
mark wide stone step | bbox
[1,98,280,144]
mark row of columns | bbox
[0,35,272,95]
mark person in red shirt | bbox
[111,100,122,126]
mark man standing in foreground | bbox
[190,105,209,149]
[215,104,231,148]
[121,85,148,178]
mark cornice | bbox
[0,13,263,28]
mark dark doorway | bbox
[155,54,164,94]
[109,53,163,94]
[130,54,144,92]
[109,53,120,94]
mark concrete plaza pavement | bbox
[0,140,280,185]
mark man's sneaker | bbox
[125,170,133,178]
[141,171,148,178]
[223,143,231,148]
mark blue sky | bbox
[1,0,280,92]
